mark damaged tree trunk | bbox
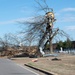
[49,28,59,53]
[50,39,53,53]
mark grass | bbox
[12,54,75,75]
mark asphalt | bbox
[0,58,39,75]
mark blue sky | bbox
[0,0,75,41]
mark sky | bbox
[0,0,75,41]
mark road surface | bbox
[0,58,39,75]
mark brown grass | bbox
[12,54,75,75]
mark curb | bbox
[25,64,57,75]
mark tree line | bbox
[56,39,73,50]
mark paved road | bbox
[0,58,39,75]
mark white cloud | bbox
[20,7,28,13]
[58,16,75,22]
[56,8,75,14]
[56,8,75,16]
[0,17,33,25]
[0,20,14,25]
[61,8,75,12]
[0,16,45,25]
[56,8,75,22]
[66,26,75,31]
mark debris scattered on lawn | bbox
[32,59,38,62]
[51,58,61,61]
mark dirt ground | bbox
[11,53,75,75]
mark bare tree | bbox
[0,34,10,51]
[19,0,71,56]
